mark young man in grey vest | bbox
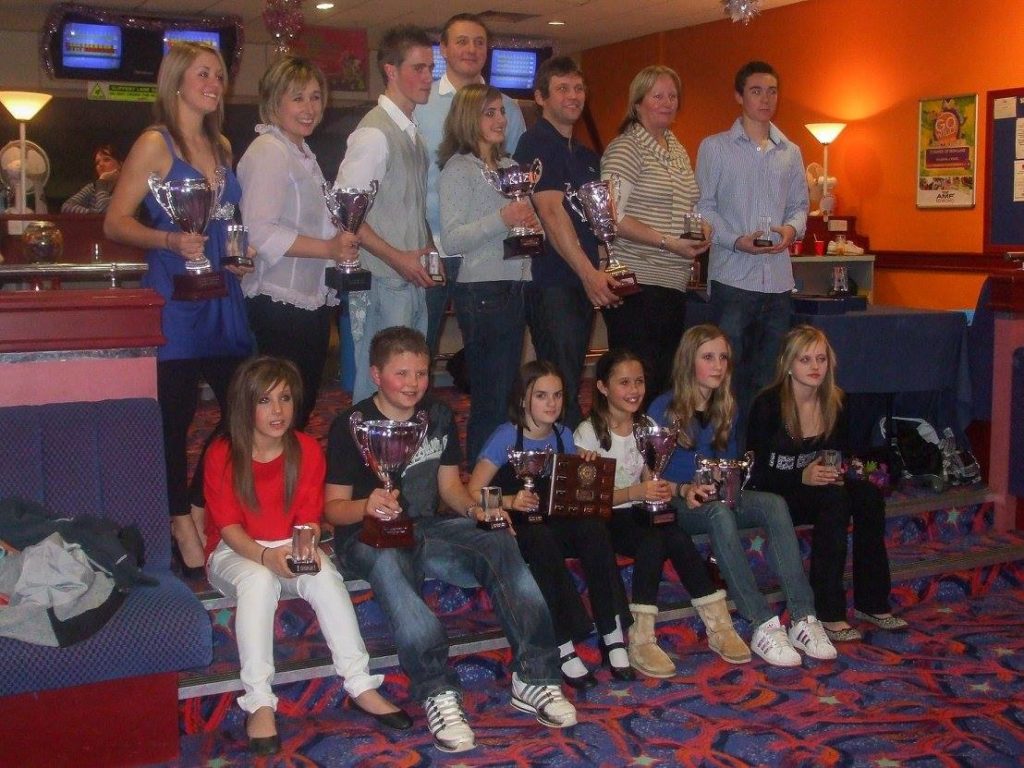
[337,25,437,401]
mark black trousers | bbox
[784,478,892,621]
[608,509,716,605]
[602,285,688,405]
[515,517,631,644]
[246,294,333,431]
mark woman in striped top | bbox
[601,65,711,402]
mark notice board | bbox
[985,87,1024,251]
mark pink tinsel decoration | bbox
[263,0,304,56]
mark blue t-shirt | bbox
[513,117,601,286]
[648,391,738,484]
[478,421,577,468]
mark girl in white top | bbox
[575,349,750,675]
[238,56,359,429]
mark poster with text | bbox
[294,26,368,96]
[917,94,977,208]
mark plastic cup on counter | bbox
[813,239,826,256]
[790,240,804,256]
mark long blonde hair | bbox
[768,325,844,440]
[154,42,231,167]
[667,324,734,451]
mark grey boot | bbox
[628,603,676,678]
[692,589,752,664]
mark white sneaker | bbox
[751,616,801,667]
[789,616,838,660]
[423,690,476,753]
[511,673,577,728]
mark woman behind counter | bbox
[438,83,538,460]
[61,144,121,214]
[237,56,359,430]
[601,65,711,400]
[104,41,253,573]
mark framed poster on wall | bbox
[917,94,977,209]
[293,26,369,97]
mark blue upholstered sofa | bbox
[0,398,211,766]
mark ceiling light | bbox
[548,20,566,26]
[315,2,335,9]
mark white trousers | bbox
[207,539,383,714]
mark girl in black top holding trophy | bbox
[468,360,634,688]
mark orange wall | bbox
[581,0,1024,308]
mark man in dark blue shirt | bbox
[514,56,620,428]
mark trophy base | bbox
[286,557,321,574]
[753,237,773,247]
[221,255,254,269]
[503,233,544,260]
[607,267,643,298]
[509,509,547,526]
[680,232,706,242]
[477,517,510,532]
[326,267,372,293]
[359,515,415,548]
[172,271,228,301]
[631,503,677,527]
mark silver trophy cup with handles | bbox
[323,180,378,292]
[350,410,429,548]
[482,159,544,260]
[148,167,228,300]
[633,422,680,525]
[694,452,755,509]
[507,446,554,525]
[564,176,641,297]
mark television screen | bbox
[431,44,447,82]
[164,28,221,54]
[487,49,537,91]
[62,22,122,70]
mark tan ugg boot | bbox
[627,603,676,678]
[691,589,752,664]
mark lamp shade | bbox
[0,91,53,122]
[806,122,846,145]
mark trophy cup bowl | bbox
[633,422,680,525]
[482,159,545,260]
[506,446,554,525]
[287,524,320,574]
[323,180,378,292]
[148,169,228,300]
[22,221,63,264]
[350,410,428,548]
[695,452,754,510]
[477,485,509,532]
[564,177,641,298]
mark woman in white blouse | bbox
[237,56,358,429]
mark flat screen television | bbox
[61,22,122,71]
[163,28,222,55]
[485,47,552,98]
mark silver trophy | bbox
[323,180,378,292]
[506,446,554,524]
[694,452,755,509]
[633,422,680,525]
[680,211,706,241]
[829,265,851,297]
[148,168,227,300]
[223,224,252,269]
[287,524,319,574]
[350,410,428,548]
[482,159,544,259]
[564,176,641,297]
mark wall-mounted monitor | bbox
[61,22,122,71]
[431,44,447,83]
[163,28,222,55]
[485,47,552,98]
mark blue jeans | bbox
[525,281,593,430]
[676,489,814,627]
[425,257,460,359]
[350,277,427,402]
[336,516,559,701]
[453,280,527,461]
[710,281,792,431]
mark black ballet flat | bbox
[171,541,206,580]
[350,699,413,730]
[560,650,598,690]
[248,734,281,756]
[601,641,636,682]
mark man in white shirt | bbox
[416,13,527,358]
[337,25,437,401]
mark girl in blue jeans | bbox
[649,324,838,667]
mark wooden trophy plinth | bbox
[548,454,615,520]
[503,232,545,260]
[359,514,415,548]
[172,271,228,301]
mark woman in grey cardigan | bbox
[438,84,539,460]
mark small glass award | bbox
[753,215,773,247]
[287,524,320,574]
[477,485,509,532]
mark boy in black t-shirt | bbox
[325,327,575,753]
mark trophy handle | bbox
[367,179,379,206]
[482,167,501,194]
[350,412,386,488]
[413,409,429,449]
[529,158,543,188]
[563,183,587,224]
[741,451,755,490]
[147,173,173,220]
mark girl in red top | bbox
[205,356,407,755]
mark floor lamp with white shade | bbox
[0,91,53,233]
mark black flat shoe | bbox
[560,650,598,690]
[601,641,636,682]
[351,699,413,730]
[248,734,281,756]
[171,541,206,580]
